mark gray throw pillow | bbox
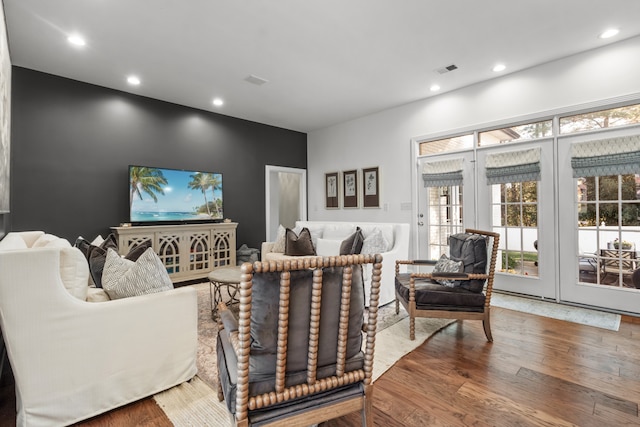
[361,228,390,254]
[432,254,463,287]
[340,227,364,255]
[284,227,316,256]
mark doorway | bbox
[265,166,307,242]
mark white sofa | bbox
[262,221,410,306]
[0,231,198,427]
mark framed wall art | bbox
[325,172,339,209]
[362,166,379,208]
[342,169,358,208]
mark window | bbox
[479,120,552,147]
[560,103,640,134]
[428,185,463,259]
[577,174,640,288]
[492,181,539,276]
[419,134,473,155]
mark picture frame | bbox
[342,169,358,208]
[325,172,339,209]
[362,166,379,208]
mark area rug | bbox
[153,283,453,425]
[491,292,621,331]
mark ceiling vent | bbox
[245,74,269,85]
[435,64,458,74]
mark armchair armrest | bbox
[217,302,238,333]
[396,259,438,266]
[410,272,489,281]
[217,302,241,356]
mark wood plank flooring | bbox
[1,306,639,426]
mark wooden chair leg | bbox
[395,297,399,315]
[217,380,224,402]
[483,310,493,342]
[409,315,415,340]
[362,386,373,427]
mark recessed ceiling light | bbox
[67,35,86,47]
[212,98,224,107]
[430,84,441,92]
[127,75,141,86]
[492,64,506,72]
[599,28,619,39]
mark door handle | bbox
[418,222,424,226]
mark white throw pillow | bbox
[361,228,391,254]
[33,233,71,248]
[101,248,174,299]
[0,234,28,251]
[59,247,90,300]
[272,225,287,253]
[315,238,342,257]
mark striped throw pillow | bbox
[101,248,173,299]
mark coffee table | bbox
[208,265,242,319]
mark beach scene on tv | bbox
[129,166,223,222]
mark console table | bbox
[111,222,237,283]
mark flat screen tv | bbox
[129,165,223,224]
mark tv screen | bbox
[129,165,223,224]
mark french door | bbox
[475,140,557,299]
[557,126,640,313]
[416,151,476,260]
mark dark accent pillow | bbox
[340,227,364,255]
[284,227,316,256]
[75,233,118,261]
[82,237,151,288]
[125,240,152,261]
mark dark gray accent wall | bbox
[9,67,307,249]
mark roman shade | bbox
[570,135,640,178]
[422,158,464,187]
[485,147,541,185]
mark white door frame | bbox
[265,166,307,242]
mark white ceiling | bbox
[4,0,640,133]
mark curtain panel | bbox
[422,158,464,187]
[570,135,640,178]
[485,147,541,185]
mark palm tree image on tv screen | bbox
[129,166,223,223]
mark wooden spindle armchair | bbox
[394,229,499,342]
[216,254,382,427]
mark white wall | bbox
[307,35,640,224]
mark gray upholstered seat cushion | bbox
[216,264,367,414]
[395,273,486,311]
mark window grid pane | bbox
[492,181,539,277]
[560,103,640,134]
[419,135,473,155]
[577,174,640,288]
[428,186,464,259]
[479,119,553,147]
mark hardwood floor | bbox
[1,306,639,426]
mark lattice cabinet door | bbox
[211,226,236,267]
[157,232,182,276]
[187,231,211,273]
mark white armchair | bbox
[0,232,198,426]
